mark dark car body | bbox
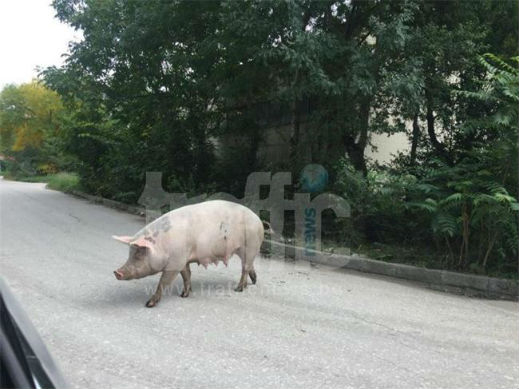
[0,277,67,389]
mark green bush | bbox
[46,173,80,193]
[335,155,518,278]
[5,171,80,193]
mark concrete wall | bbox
[257,121,411,166]
[215,100,412,167]
[366,132,409,164]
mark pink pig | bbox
[113,200,264,307]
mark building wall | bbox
[256,123,410,167]
[366,132,409,164]
[216,99,412,168]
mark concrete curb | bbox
[264,239,518,301]
[70,190,145,216]
[69,189,518,301]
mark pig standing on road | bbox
[112,200,264,307]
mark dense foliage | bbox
[0,0,517,276]
[0,81,72,176]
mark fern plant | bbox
[407,54,518,272]
[407,157,518,271]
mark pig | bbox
[112,200,264,307]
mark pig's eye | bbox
[131,244,146,255]
[134,247,148,258]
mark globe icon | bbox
[300,164,328,193]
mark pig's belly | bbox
[194,256,227,268]
[189,234,240,267]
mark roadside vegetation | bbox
[3,172,80,192]
[46,172,80,192]
[0,0,517,278]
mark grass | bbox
[8,174,50,183]
[46,172,80,192]
[7,172,80,192]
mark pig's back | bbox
[183,200,260,228]
[168,200,261,233]
[172,201,263,256]
[136,200,261,236]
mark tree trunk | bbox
[445,237,455,267]
[344,141,367,175]
[289,99,301,172]
[425,93,452,165]
[410,113,420,166]
[482,232,497,268]
[458,202,470,269]
[246,99,260,172]
[343,100,370,176]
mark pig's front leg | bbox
[145,270,179,308]
[180,264,192,298]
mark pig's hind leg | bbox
[180,264,193,298]
[146,270,179,308]
[234,246,259,292]
[249,268,257,284]
[235,269,248,292]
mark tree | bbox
[0,81,65,175]
[408,54,518,273]
[381,0,518,169]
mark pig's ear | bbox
[129,236,154,250]
[112,235,134,245]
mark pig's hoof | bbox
[145,299,157,308]
[180,286,192,298]
[249,271,257,285]
[234,285,244,292]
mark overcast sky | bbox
[0,0,80,89]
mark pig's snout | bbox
[114,270,124,280]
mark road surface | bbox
[1,178,518,389]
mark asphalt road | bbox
[1,178,518,389]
